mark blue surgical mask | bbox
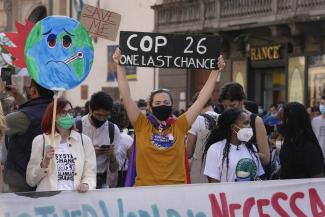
[320,105,325,114]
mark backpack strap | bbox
[250,113,258,149]
[42,134,45,158]
[200,113,217,130]
[108,121,115,144]
[76,119,83,134]
[80,133,84,146]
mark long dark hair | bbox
[203,108,258,180]
[282,102,322,151]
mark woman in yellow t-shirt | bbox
[112,48,225,186]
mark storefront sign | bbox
[1,178,325,217]
[119,31,221,69]
[250,45,281,61]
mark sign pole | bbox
[50,91,59,149]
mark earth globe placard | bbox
[24,16,94,90]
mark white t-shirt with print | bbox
[55,142,75,190]
[204,139,264,182]
[81,115,122,173]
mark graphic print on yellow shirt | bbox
[151,132,175,149]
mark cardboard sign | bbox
[1,178,325,217]
[24,16,94,90]
[80,4,121,41]
[119,31,221,69]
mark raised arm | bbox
[185,56,225,125]
[112,48,140,125]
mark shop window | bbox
[232,60,247,93]
[288,57,305,104]
[308,55,325,107]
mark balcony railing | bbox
[152,0,325,33]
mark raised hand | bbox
[217,55,225,71]
[112,48,122,64]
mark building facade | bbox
[152,0,325,109]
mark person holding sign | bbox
[26,98,96,192]
[113,48,225,186]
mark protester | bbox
[0,79,26,113]
[204,108,264,182]
[279,102,324,179]
[109,102,133,187]
[186,93,218,183]
[263,104,280,135]
[312,96,325,156]
[113,47,225,186]
[26,98,96,192]
[83,101,90,116]
[4,80,53,192]
[218,82,270,165]
[0,104,7,192]
[77,91,121,189]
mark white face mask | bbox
[275,140,283,152]
[235,126,253,142]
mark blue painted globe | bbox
[25,16,94,90]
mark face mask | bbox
[235,126,253,142]
[258,108,263,114]
[90,115,106,128]
[275,140,283,152]
[271,112,278,117]
[152,105,172,121]
[320,105,325,114]
[57,114,75,130]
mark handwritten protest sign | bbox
[80,4,121,41]
[1,178,325,217]
[119,31,221,70]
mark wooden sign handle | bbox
[50,92,59,149]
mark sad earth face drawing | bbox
[25,16,94,90]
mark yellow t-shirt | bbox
[133,112,189,186]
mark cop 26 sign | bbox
[119,31,221,70]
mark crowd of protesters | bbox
[0,49,323,193]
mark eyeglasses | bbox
[61,109,74,116]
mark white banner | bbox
[1,178,325,217]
